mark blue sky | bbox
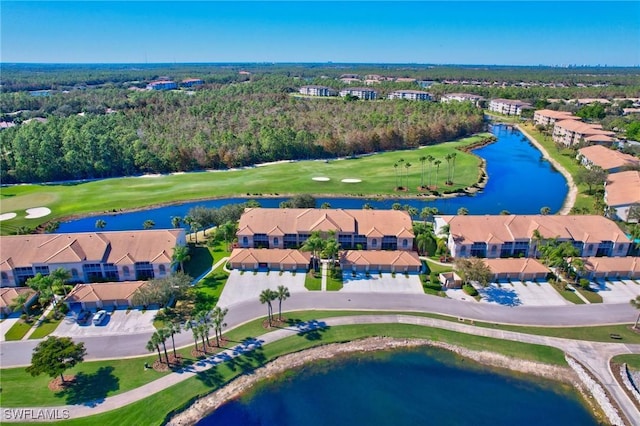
[2,1,639,65]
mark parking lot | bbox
[217,270,307,307]
[342,272,423,294]
[591,279,640,303]
[53,308,158,338]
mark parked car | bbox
[92,310,107,325]
[77,310,91,324]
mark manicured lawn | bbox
[182,244,214,279]
[612,354,640,371]
[4,320,33,341]
[550,281,585,304]
[326,269,343,291]
[304,271,322,291]
[29,312,64,339]
[424,259,453,274]
[0,134,492,234]
[576,287,603,303]
[15,321,567,426]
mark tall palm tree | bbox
[155,330,170,364]
[219,221,238,251]
[433,159,442,188]
[301,231,325,271]
[50,268,71,296]
[393,163,399,189]
[631,296,640,329]
[171,245,190,272]
[185,321,200,351]
[143,220,155,230]
[10,293,29,314]
[167,322,181,357]
[404,162,411,190]
[196,311,212,347]
[444,154,452,184]
[419,156,426,188]
[426,155,435,188]
[259,289,275,327]
[276,285,290,321]
[450,153,457,184]
[211,306,228,347]
[146,336,163,364]
[95,219,106,230]
[540,206,551,215]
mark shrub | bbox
[463,284,478,297]
[579,278,591,290]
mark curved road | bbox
[1,292,637,367]
[1,314,639,424]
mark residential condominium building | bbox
[552,119,616,146]
[146,80,178,90]
[299,85,338,97]
[181,78,204,87]
[605,171,640,223]
[237,208,414,251]
[388,90,433,101]
[440,93,484,107]
[577,145,640,172]
[0,229,186,287]
[338,87,377,100]
[488,99,532,116]
[533,109,577,127]
[439,215,631,259]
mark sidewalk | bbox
[320,261,328,291]
[22,301,56,340]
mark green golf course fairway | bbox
[0,134,491,233]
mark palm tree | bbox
[259,289,276,327]
[393,163,399,189]
[457,207,469,215]
[301,231,325,271]
[50,267,71,296]
[146,335,163,364]
[362,203,373,210]
[10,293,30,314]
[191,221,202,244]
[276,285,290,321]
[540,206,551,215]
[167,322,181,358]
[155,329,170,364]
[631,296,640,329]
[219,221,238,251]
[444,154,453,184]
[196,311,212,347]
[419,156,426,188]
[450,152,457,184]
[433,159,442,188]
[320,202,331,209]
[171,245,190,272]
[143,220,155,230]
[211,306,228,347]
[426,155,435,188]
[185,320,200,351]
[171,216,182,228]
[95,219,106,230]
[404,162,411,190]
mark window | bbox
[34,265,50,275]
[71,269,79,279]
[135,262,155,280]
[402,239,408,248]
[123,266,130,278]
[1,272,8,282]
[588,244,594,252]
[371,239,377,248]
[273,237,279,246]
[490,245,497,254]
[242,236,248,245]
[460,246,467,254]
[159,265,166,275]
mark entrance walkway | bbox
[2,314,638,424]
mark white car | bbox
[92,310,107,325]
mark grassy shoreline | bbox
[0,133,492,234]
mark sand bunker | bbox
[0,212,17,221]
[341,178,362,183]
[312,177,330,182]
[25,207,51,219]
[139,174,163,178]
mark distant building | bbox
[395,77,416,83]
[570,98,611,106]
[552,119,615,146]
[299,85,337,97]
[181,78,204,88]
[339,77,361,85]
[440,93,484,107]
[605,171,640,223]
[417,80,435,88]
[0,122,16,130]
[488,99,532,116]
[339,87,377,100]
[146,80,178,91]
[29,90,51,97]
[533,109,577,127]
[388,90,433,101]
[577,145,640,172]
[582,256,640,279]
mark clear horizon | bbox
[2,1,639,66]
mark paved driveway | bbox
[218,270,307,307]
[592,279,640,304]
[0,313,22,342]
[341,272,423,293]
[53,308,158,338]
[476,281,569,307]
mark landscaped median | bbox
[1,310,638,425]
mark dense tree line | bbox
[0,81,484,183]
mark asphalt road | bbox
[1,292,637,368]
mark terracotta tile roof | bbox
[555,119,615,136]
[606,171,640,206]
[578,145,640,171]
[64,281,146,304]
[237,208,414,238]
[0,287,36,309]
[491,99,532,107]
[228,248,311,265]
[448,215,629,244]
[482,258,550,275]
[0,230,183,270]
[583,256,640,274]
[340,250,421,267]
[534,109,577,120]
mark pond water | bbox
[56,124,568,232]
[196,347,596,426]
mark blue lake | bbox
[197,347,597,426]
[56,124,568,232]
